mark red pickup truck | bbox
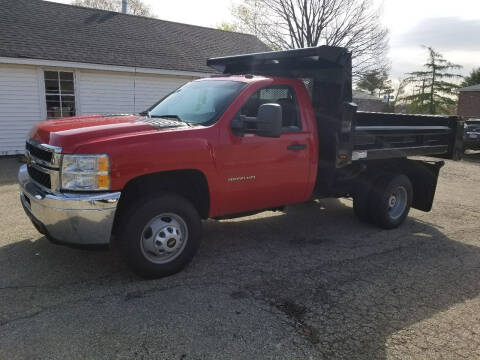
[19,46,464,278]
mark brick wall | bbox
[458,91,480,118]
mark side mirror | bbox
[231,103,282,138]
[255,103,282,138]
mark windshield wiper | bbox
[152,114,193,127]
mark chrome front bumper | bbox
[18,164,121,245]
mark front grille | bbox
[27,165,51,189]
[26,142,53,163]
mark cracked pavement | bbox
[0,154,479,359]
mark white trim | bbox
[36,68,47,121]
[74,69,82,115]
[0,57,211,78]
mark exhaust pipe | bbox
[121,0,127,14]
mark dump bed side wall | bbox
[356,112,458,126]
[352,112,463,162]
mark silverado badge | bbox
[228,175,256,182]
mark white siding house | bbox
[0,0,269,155]
[0,61,200,155]
[0,64,44,155]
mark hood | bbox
[28,114,188,153]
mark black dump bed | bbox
[207,46,464,166]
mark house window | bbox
[44,71,76,118]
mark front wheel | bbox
[118,193,202,278]
[369,174,413,229]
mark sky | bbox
[51,0,480,80]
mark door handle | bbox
[287,144,307,151]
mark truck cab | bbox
[19,46,464,278]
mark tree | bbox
[378,77,408,113]
[72,0,154,17]
[229,0,389,77]
[461,67,480,87]
[216,22,238,32]
[356,70,390,96]
[387,77,408,112]
[402,47,462,115]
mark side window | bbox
[239,85,301,131]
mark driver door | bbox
[214,84,313,215]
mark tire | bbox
[353,175,375,223]
[117,193,202,278]
[369,174,413,229]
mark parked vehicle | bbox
[464,120,480,151]
[19,46,464,278]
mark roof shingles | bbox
[0,0,270,73]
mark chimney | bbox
[121,0,127,14]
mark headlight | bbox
[61,154,110,191]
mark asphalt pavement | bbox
[0,155,479,359]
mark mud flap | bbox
[405,160,444,212]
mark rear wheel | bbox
[118,193,202,278]
[369,174,413,229]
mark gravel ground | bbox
[0,154,479,359]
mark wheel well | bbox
[113,170,210,234]
[357,158,443,212]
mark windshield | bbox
[147,80,247,125]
